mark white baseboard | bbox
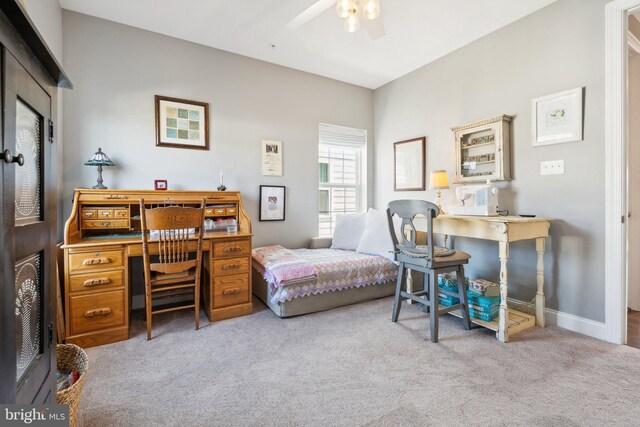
[510,298,606,341]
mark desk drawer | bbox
[213,257,249,277]
[213,207,227,216]
[82,219,129,229]
[98,209,114,218]
[205,208,215,216]
[69,270,124,293]
[69,289,125,335]
[213,274,249,308]
[213,239,251,258]
[81,209,97,219]
[69,249,125,272]
[225,207,237,216]
[115,209,129,219]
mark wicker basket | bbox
[56,344,89,427]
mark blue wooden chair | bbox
[387,200,471,342]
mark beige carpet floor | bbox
[78,297,640,426]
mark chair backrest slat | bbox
[387,199,440,263]
[140,198,206,273]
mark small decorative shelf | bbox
[452,115,512,183]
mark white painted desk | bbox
[415,215,552,343]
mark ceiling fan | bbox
[286,0,386,40]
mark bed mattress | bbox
[252,246,398,305]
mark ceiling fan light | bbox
[363,0,380,20]
[336,0,353,18]
[344,13,360,32]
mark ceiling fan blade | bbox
[286,0,335,30]
[365,17,386,40]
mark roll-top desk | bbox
[62,189,253,347]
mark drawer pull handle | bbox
[101,212,110,216]
[83,257,111,265]
[84,307,112,317]
[222,264,240,270]
[101,222,111,226]
[222,288,241,295]
[83,212,94,217]
[83,277,111,287]
[223,246,242,252]
[105,195,128,199]
[117,212,127,217]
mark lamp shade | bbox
[84,147,115,167]
[429,170,449,190]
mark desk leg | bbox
[498,241,510,343]
[536,238,546,327]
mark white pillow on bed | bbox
[330,212,366,250]
[356,208,401,261]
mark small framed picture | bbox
[154,180,168,191]
[259,185,285,221]
[261,140,283,176]
[394,137,426,191]
[532,87,584,146]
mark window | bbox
[318,123,367,237]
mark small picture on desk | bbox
[154,180,168,191]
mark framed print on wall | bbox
[261,140,283,176]
[259,185,286,221]
[155,95,209,150]
[394,137,426,191]
[531,87,584,146]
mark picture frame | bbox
[155,95,209,150]
[261,140,283,176]
[394,137,426,191]
[154,179,167,191]
[531,87,584,146]
[259,185,286,221]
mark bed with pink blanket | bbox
[252,244,398,317]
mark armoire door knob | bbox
[1,149,24,166]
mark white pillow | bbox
[330,212,366,251]
[356,208,401,261]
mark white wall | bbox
[61,11,374,249]
[373,0,607,321]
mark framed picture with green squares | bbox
[155,95,209,150]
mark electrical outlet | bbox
[540,160,564,175]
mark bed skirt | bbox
[252,269,397,318]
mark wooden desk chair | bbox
[387,200,472,342]
[140,198,205,340]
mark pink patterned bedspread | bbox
[252,246,398,304]
[252,245,316,288]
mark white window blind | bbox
[318,123,366,237]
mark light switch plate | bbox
[540,160,564,175]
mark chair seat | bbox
[397,249,470,269]
[399,245,455,258]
